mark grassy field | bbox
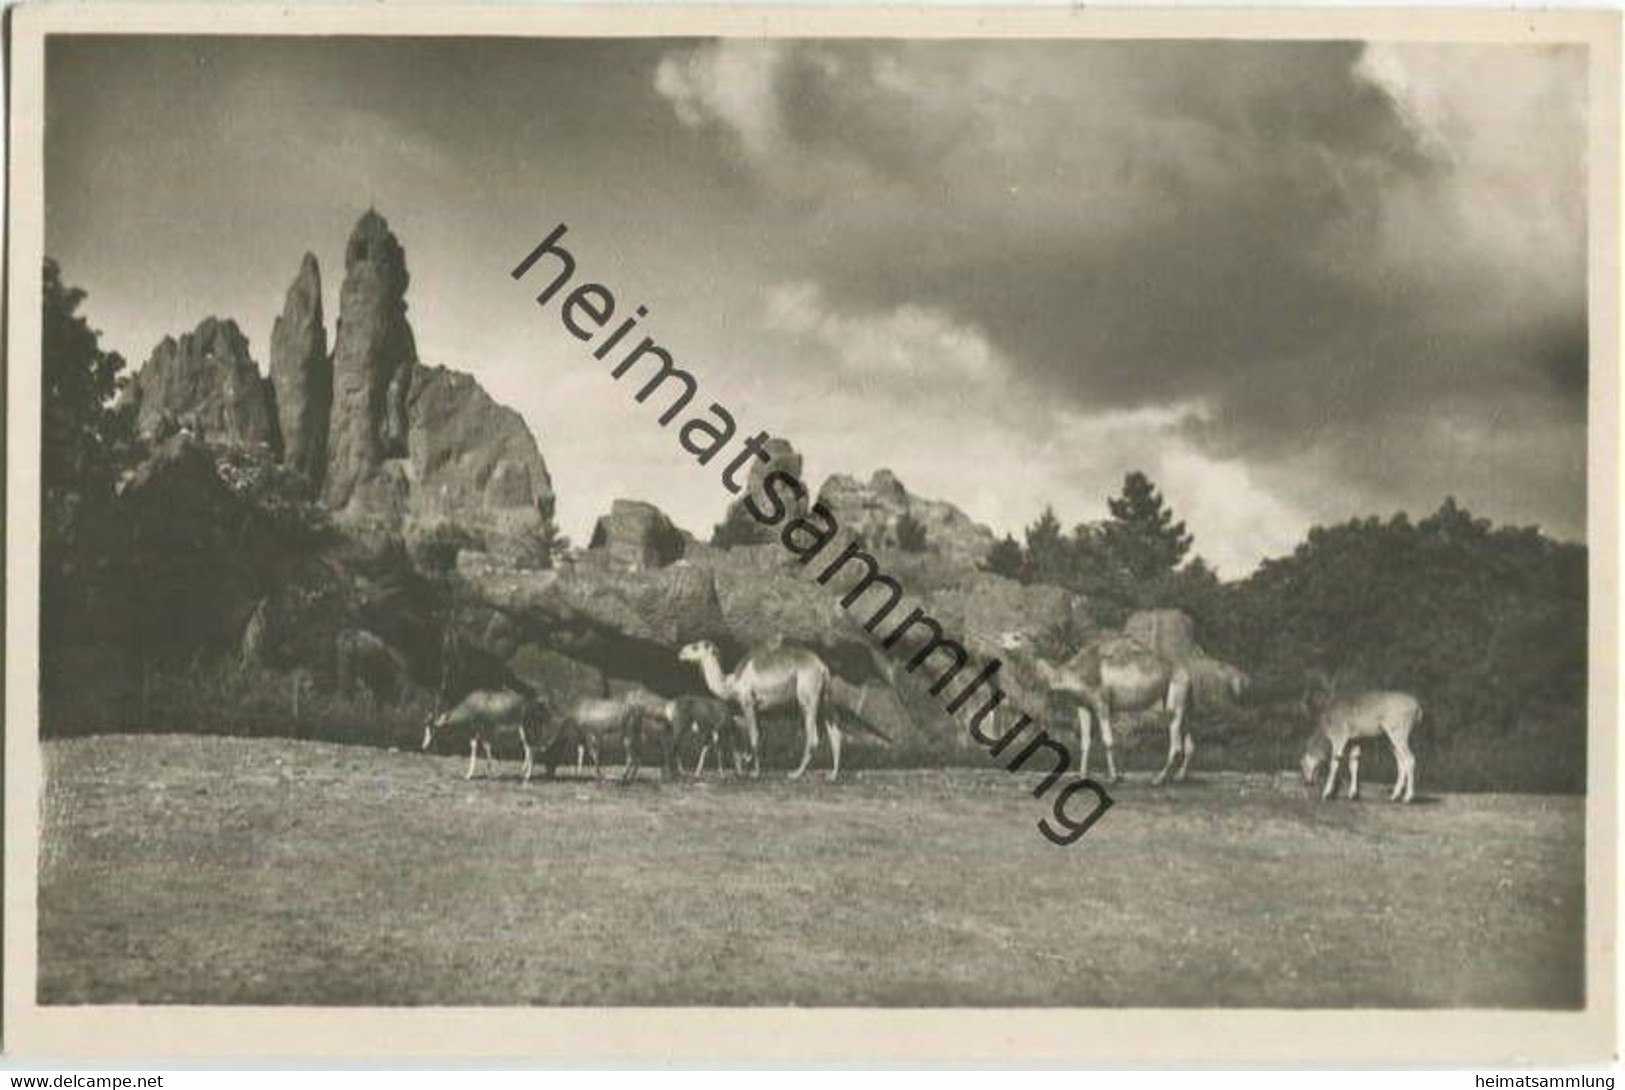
[39,734,1584,1007]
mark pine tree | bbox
[1024,506,1071,585]
[983,533,1025,579]
[1101,471,1193,579]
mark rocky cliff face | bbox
[817,469,997,568]
[720,437,808,537]
[401,364,554,557]
[124,317,281,452]
[123,209,555,561]
[324,210,417,518]
[269,253,331,486]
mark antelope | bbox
[421,689,548,782]
[558,694,659,784]
[1300,678,1422,803]
[665,694,747,777]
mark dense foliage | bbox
[41,260,133,708]
[1209,501,1586,760]
[982,476,1221,628]
[985,476,1587,790]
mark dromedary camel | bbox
[677,640,850,780]
[999,631,1194,785]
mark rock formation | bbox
[1124,609,1248,706]
[323,209,417,517]
[717,437,808,542]
[817,469,997,567]
[268,253,331,486]
[310,212,556,555]
[588,499,685,571]
[1124,610,1198,660]
[400,364,555,560]
[123,317,280,452]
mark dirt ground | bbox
[38,734,1584,1007]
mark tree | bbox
[895,511,929,553]
[1024,506,1070,585]
[983,533,1025,579]
[41,260,133,681]
[43,259,129,536]
[1101,471,1193,580]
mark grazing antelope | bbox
[665,695,747,777]
[422,689,549,782]
[558,694,658,784]
[1300,680,1422,803]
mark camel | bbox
[1301,676,1422,803]
[678,640,883,780]
[999,631,1194,785]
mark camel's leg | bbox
[742,704,762,778]
[589,736,603,781]
[789,690,820,781]
[466,737,480,780]
[1346,743,1360,800]
[521,734,534,784]
[484,740,498,780]
[1097,705,1121,784]
[575,744,585,773]
[827,722,844,782]
[1153,702,1183,786]
[1169,682,1194,782]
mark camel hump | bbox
[747,643,825,675]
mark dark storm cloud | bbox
[44,36,1587,571]
[657,39,1588,542]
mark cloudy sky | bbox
[46,36,1587,574]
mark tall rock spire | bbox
[269,253,331,487]
[323,209,417,513]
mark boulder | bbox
[1120,609,1248,708]
[717,437,807,542]
[509,644,607,705]
[926,572,1096,652]
[124,317,280,452]
[1124,609,1199,661]
[268,253,331,486]
[401,364,555,561]
[588,499,685,571]
[816,469,997,567]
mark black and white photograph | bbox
[4,2,1617,1065]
